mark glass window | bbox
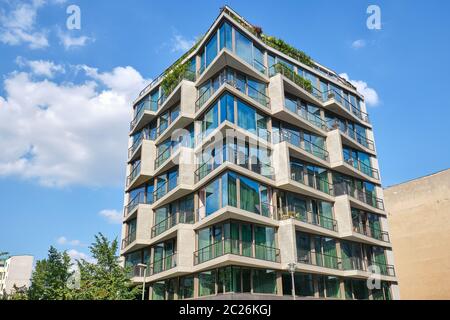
[202,102,218,137]
[152,282,166,300]
[205,33,218,67]
[205,178,220,216]
[252,269,277,294]
[253,45,265,73]
[235,30,253,65]
[237,99,256,134]
[170,105,180,123]
[222,172,237,208]
[219,22,232,50]
[239,175,260,214]
[199,270,216,296]
[179,275,194,299]
[220,93,234,123]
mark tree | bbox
[75,233,138,300]
[28,246,74,300]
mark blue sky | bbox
[0,0,449,262]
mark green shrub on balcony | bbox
[160,61,192,95]
[273,63,313,93]
[261,35,314,68]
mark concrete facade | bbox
[120,6,398,300]
[384,169,450,300]
[0,255,34,296]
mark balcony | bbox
[328,121,375,152]
[290,166,334,196]
[352,223,390,243]
[196,76,270,113]
[151,210,195,238]
[121,231,136,249]
[129,253,177,278]
[193,239,280,265]
[284,101,328,133]
[130,100,158,132]
[128,131,152,161]
[123,192,153,219]
[274,130,329,162]
[194,148,274,183]
[154,143,179,170]
[343,152,379,180]
[278,205,338,232]
[297,252,395,277]
[324,90,370,124]
[334,182,385,211]
[126,162,141,188]
[153,174,179,203]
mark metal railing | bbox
[274,129,329,161]
[123,192,151,217]
[328,120,374,151]
[151,210,195,238]
[130,100,158,131]
[298,251,395,276]
[290,167,334,195]
[279,205,338,232]
[154,143,180,169]
[353,223,390,242]
[129,253,177,278]
[126,162,141,187]
[334,182,385,210]
[195,76,270,112]
[121,230,136,249]
[128,131,152,159]
[153,174,179,202]
[193,238,280,265]
[195,200,274,222]
[325,90,370,123]
[285,102,328,132]
[343,153,379,180]
[194,148,275,183]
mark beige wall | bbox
[384,169,450,300]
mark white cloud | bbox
[57,29,94,49]
[99,209,122,224]
[170,33,195,53]
[339,73,380,107]
[351,39,366,49]
[67,249,95,263]
[57,236,82,246]
[0,61,149,186]
[16,56,65,78]
[0,0,49,49]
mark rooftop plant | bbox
[160,61,193,96]
[273,63,313,93]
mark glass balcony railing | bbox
[274,130,329,161]
[352,223,390,242]
[290,167,334,195]
[154,143,180,169]
[285,102,328,132]
[130,100,158,131]
[298,252,395,276]
[123,192,151,217]
[129,253,177,278]
[126,162,141,187]
[343,152,379,180]
[196,201,274,223]
[324,90,370,123]
[278,205,338,232]
[128,131,151,159]
[195,76,270,112]
[121,230,136,249]
[151,210,195,238]
[153,174,179,202]
[268,63,370,124]
[195,148,274,183]
[328,120,375,151]
[334,181,385,210]
[193,239,280,265]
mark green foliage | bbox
[261,35,315,68]
[223,6,315,68]
[28,246,74,300]
[160,61,192,96]
[74,233,139,300]
[273,63,313,93]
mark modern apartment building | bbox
[120,6,398,300]
[384,169,450,299]
[0,255,34,296]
